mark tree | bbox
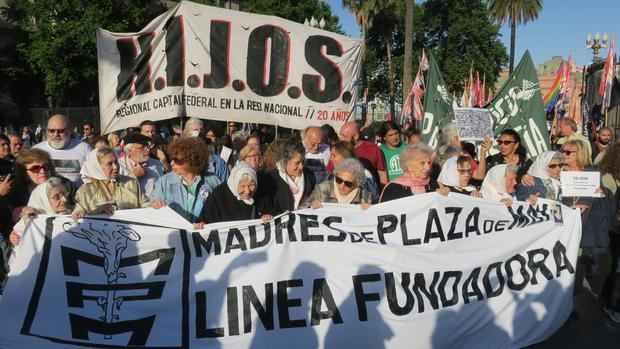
[402,0,414,108]
[241,0,343,34]
[2,0,165,107]
[418,0,508,94]
[488,0,542,73]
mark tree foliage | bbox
[240,0,343,34]
[2,0,164,106]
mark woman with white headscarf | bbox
[201,161,273,223]
[72,146,149,221]
[516,151,562,205]
[437,155,481,197]
[480,164,519,206]
[8,177,72,250]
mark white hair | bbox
[183,117,203,133]
[333,158,365,187]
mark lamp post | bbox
[370,102,376,124]
[586,32,607,62]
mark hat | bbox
[122,133,151,146]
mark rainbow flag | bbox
[542,62,564,112]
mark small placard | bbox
[454,107,494,141]
[560,171,601,197]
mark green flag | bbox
[421,54,455,148]
[487,50,550,158]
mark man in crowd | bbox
[81,122,96,146]
[141,120,170,172]
[557,118,592,158]
[184,118,229,182]
[379,121,406,182]
[339,121,387,186]
[592,127,613,165]
[302,126,330,183]
[34,114,91,186]
[6,132,22,157]
[0,135,12,161]
[118,133,163,198]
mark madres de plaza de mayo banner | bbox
[97,1,362,134]
[0,193,580,348]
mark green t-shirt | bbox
[380,143,406,181]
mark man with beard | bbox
[379,121,406,181]
[33,114,91,186]
[118,133,163,198]
[592,127,613,165]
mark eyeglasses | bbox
[496,140,515,145]
[134,161,148,168]
[27,164,52,173]
[335,176,355,188]
[561,150,576,156]
[548,163,566,169]
[47,128,66,134]
[172,158,185,166]
[457,169,472,174]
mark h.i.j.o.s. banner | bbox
[97,1,362,134]
[0,193,580,348]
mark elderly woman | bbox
[151,138,221,227]
[480,164,518,206]
[264,140,316,213]
[379,143,444,203]
[202,162,272,223]
[515,151,562,204]
[329,140,378,200]
[437,155,481,197]
[72,146,149,220]
[304,158,372,209]
[9,177,72,248]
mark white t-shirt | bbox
[304,143,331,183]
[34,139,91,186]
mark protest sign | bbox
[421,54,455,147]
[560,171,602,197]
[97,1,362,134]
[454,107,494,141]
[0,195,580,348]
[487,51,550,158]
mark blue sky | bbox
[326,0,618,68]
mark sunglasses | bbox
[172,157,185,165]
[548,163,566,169]
[496,140,515,145]
[335,176,355,188]
[457,169,472,174]
[47,128,66,134]
[134,161,148,168]
[27,164,52,173]
[561,150,576,156]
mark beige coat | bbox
[73,175,150,214]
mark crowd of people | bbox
[0,114,618,323]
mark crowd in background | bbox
[0,115,619,323]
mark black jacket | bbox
[262,168,316,214]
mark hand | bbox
[595,187,606,198]
[471,191,482,198]
[361,203,371,211]
[521,174,535,187]
[571,204,589,213]
[150,199,167,209]
[20,207,39,220]
[527,193,539,206]
[156,148,167,162]
[9,230,20,246]
[72,210,86,222]
[436,187,450,196]
[0,173,12,197]
[480,136,491,155]
[192,222,204,230]
[500,198,513,206]
[96,204,115,216]
[260,214,273,223]
[310,200,322,209]
[132,165,146,178]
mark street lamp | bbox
[370,102,376,123]
[586,32,607,60]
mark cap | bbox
[122,133,151,147]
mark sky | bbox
[325,0,619,68]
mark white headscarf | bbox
[80,148,113,183]
[227,161,257,205]
[527,150,561,198]
[480,164,514,202]
[437,156,477,192]
[27,177,71,214]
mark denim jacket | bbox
[151,172,221,223]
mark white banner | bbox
[97,1,362,134]
[0,193,581,348]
